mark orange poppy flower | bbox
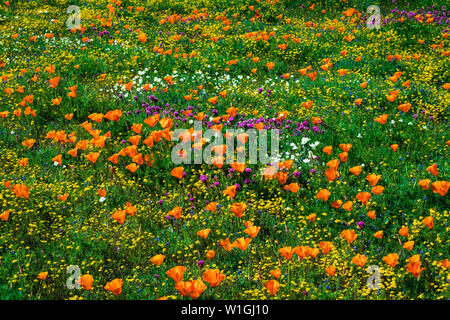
[316,189,330,201]
[203,202,217,213]
[232,237,252,251]
[111,210,126,224]
[168,207,182,219]
[283,183,300,193]
[371,185,385,195]
[351,254,368,267]
[340,229,357,244]
[431,181,449,196]
[356,192,371,204]
[319,241,333,255]
[373,230,383,239]
[398,103,411,113]
[219,238,233,251]
[403,241,414,251]
[422,216,433,229]
[166,266,186,283]
[223,185,237,198]
[58,193,69,202]
[85,152,100,164]
[426,163,438,176]
[202,269,225,287]
[0,210,10,221]
[150,254,165,266]
[244,225,261,238]
[171,166,185,179]
[367,210,376,220]
[382,253,399,267]
[406,255,425,278]
[80,274,94,290]
[322,146,332,155]
[306,213,316,222]
[197,229,211,239]
[206,250,215,260]
[104,278,123,295]
[265,280,279,296]
[271,269,281,279]
[12,184,29,199]
[338,152,348,162]
[325,266,336,276]
[366,174,381,186]
[418,179,431,190]
[342,201,353,211]
[438,259,450,269]
[279,246,295,260]
[325,168,339,182]
[398,226,409,237]
[374,114,389,124]
[331,200,342,208]
[37,271,48,280]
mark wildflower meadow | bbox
[0,0,448,301]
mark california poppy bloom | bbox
[80,274,94,290]
[223,185,237,198]
[111,210,126,224]
[422,216,433,229]
[316,189,330,201]
[331,200,342,208]
[366,174,381,186]
[398,226,409,237]
[342,201,353,212]
[374,114,388,124]
[37,271,48,280]
[202,269,225,287]
[306,213,316,222]
[219,238,233,252]
[0,210,10,221]
[356,192,371,204]
[373,230,383,239]
[264,280,279,296]
[279,246,295,260]
[174,281,192,297]
[426,163,438,176]
[371,185,385,195]
[340,229,357,244]
[322,146,332,155]
[431,181,449,196]
[166,266,186,283]
[189,280,207,299]
[367,210,376,220]
[403,241,414,251]
[171,166,185,179]
[271,269,281,279]
[244,225,261,238]
[230,202,247,218]
[319,241,333,254]
[197,228,211,239]
[205,202,217,212]
[168,207,182,219]
[85,152,100,164]
[206,250,215,260]
[418,179,431,190]
[382,253,399,267]
[406,255,425,278]
[104,278,123,295]
[351,254,368,267]
[12,184,29,199]
[150,254,165,266]
[232,237,251,251]
[325,266,336,276]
